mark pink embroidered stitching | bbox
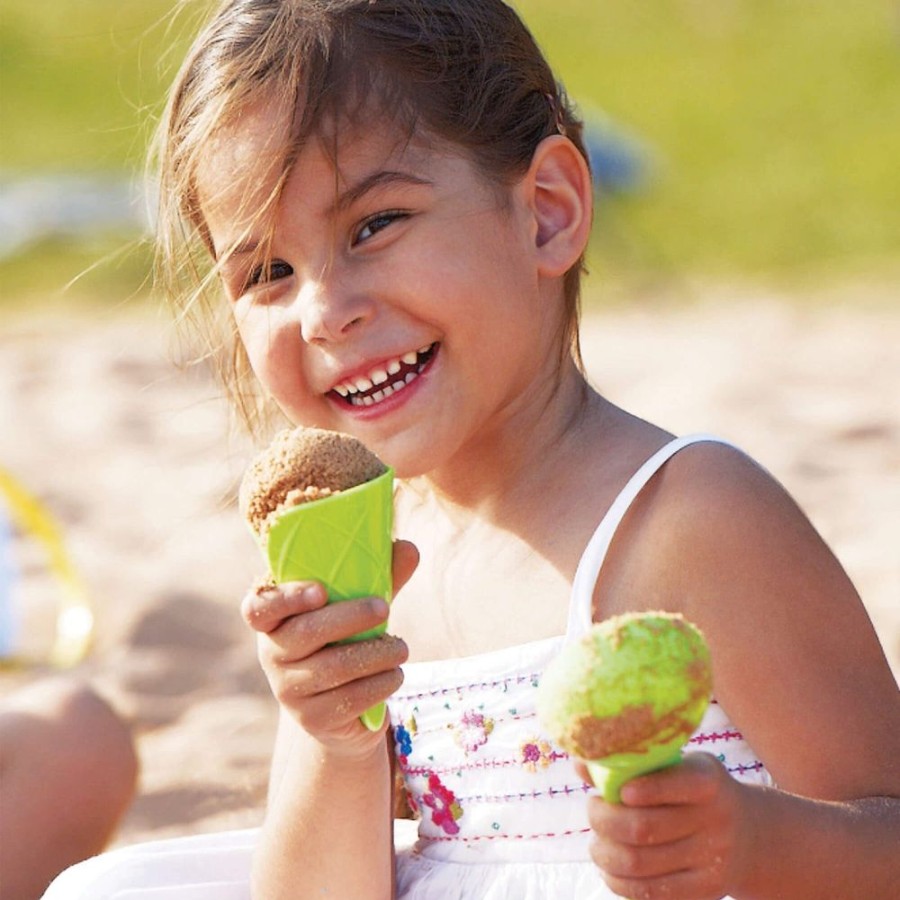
[690,730,744,745]
[420,826,593,843]
[396,709,538,741]
[726,761,765,775]
[393,672,544,702]
[403,748,568,779]
[453,782,593,804]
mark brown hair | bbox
[152,0,591,433]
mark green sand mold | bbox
[537,612,712,802]
[264,467,395,731]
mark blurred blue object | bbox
[0,174,149,260]
[582,110,654,194]
[0,114,650,262]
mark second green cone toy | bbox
[536,611,712,802]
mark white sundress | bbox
[389,434,770,898]
[44,434,771,899]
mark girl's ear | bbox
[524,135,593,277]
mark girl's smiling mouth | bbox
[329,342,439,408]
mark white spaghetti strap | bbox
[564,433,736,642]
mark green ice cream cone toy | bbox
[264,468,395,731]
[537,612,712,802]
[241,427,397,733]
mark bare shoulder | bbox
[642,439,846,585]
[611,439,822,599]
[648,438,793,521]
[608,439,900,799]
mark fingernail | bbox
[301,583,326,603]
[371,597,389,618]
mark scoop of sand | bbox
[239,427,386,537]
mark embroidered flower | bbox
[453,709,494,754]
[520,737,554,772]
[393,715,417,764]
[405,788,420,817]
[421,772,464,835]
[394,724,413,765]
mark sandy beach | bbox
[1,288,897,849]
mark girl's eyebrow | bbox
[334,169,432,211]
[214,238,259,265]
[214,170,432,261]
[219,239,258,262]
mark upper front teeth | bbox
[332,344,433,398]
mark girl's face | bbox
[198,105,569,478]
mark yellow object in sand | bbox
[0,467,94,668]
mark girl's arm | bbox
[256,704,396,900]
[589,442,900,899]
[244,541,418,900]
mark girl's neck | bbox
[403,361,611,525]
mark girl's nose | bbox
[295,272,373,344]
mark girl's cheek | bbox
[238,311,286,374]
[243,324,316,417]
[253,347,290,396]
[236,325,269,381]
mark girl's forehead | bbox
[202,106,461,218]
[195,108,286,241]
[198,105,289,202]
[196,103,457,248]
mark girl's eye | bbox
[244,260,293,290]
[355,210,408,245]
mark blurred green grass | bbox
[517,0,900,294]
[1,0,898,307]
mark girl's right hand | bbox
[241,540,418,755]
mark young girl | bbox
[45,1,898,898]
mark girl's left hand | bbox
[577,753,753,900]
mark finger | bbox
[278,634,409,698]
[308,668,405,731]
[591,831,702,880]
[597,859,727,900]
[573,760,591,784]
[588,796,702,847]
[619,753,724,808]
[282,663,406,733]
[244,542,417,634]
[265,596,392,662]
[392,539,419,594]
[241,581,327,633]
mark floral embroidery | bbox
[453,710,494,754]
[421,772,464,834]
[395,724,413,766]
[394,716,417,766]
[520,738,554,772]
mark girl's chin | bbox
[369,431,455,481]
